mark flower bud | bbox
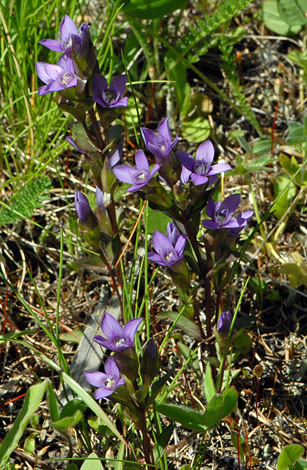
[140,339,160,385]
[217,311,232,338]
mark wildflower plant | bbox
[18,7,254,468]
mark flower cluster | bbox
[36,15,128,109]
[84,312,142,400]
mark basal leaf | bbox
[80,452,104,470]
[202,388,238,428]
[156,404,206,431]
[0,379,49,466]
[277,444,304,470]
[278,0,307,27]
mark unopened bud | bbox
[217,311,232,338]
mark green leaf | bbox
[51,410,83,432]
[46,382,60,422]
[202,388,238,428]
[261,0,303,35]
[277,445,305,470]
[60,330,83,344]
[23,432,36,455]
[156,423,175,449]
[271,175,296,219]
[295,461,307,469]
[123,0,189,19]
[147,207,172,235]
[0,176,52,226]
[115,441,126,470]
[280,262,307,288]
[287,122,307,144]
[204,364,216,403]
[60,399,88,419]
[80,452,104,470]
[278,0,307,27]
[0,379,49,465]
[181,117,210,143]
[156,404,206,431]
[253,137,273,156]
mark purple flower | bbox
[147,222,187,267]
[39,15,89,56]
[141,117,178,163]
[112,150,160,193]
[75,190,94,222]
[177,140,231,186]
[93,312,142,352]
[217,311,232,337]
[84,357,125,400]
[92,73,128,108]
[36,56,78,96]
[202,194,253,231]
[71,23,91,59]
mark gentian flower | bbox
[36,56,78,96]
[141,117,178,163]
[75,190,94,223]
[147,222,187,267]
[217,311,232,337]
[93,312,142,352]
[202,194,253,231]
[39,15,90,56]
[84,357,125,400]
[177,140,231,186]
[92,73,128,108]
[71,23,91,59]
[112,150,159,193]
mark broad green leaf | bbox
[287,122,307,144]
[60,399,88,419]
[280,262,307,288]
[277,445,305,470]
[0,379,49,465]
[278,0,307,26]
[261,0,302,35]
[147,207,172,235]
[204,364,216,403]
[51,410,83,432]
[182,117,210,143]
[156,404,206,431]
[60,330,83,344]
[295,461,307,469]
[80,452,104,470]
[23,432,36,456]
[202,388,238,428]
[253,137,273,156]
[271,175,296,219]
[123,0,189,19]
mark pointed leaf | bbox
[202,388,238,428]
[0,379,49,463]
[204,364,216,403]
[277,444,304,470]
[80,452,104,470]
[156,404,206,431]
